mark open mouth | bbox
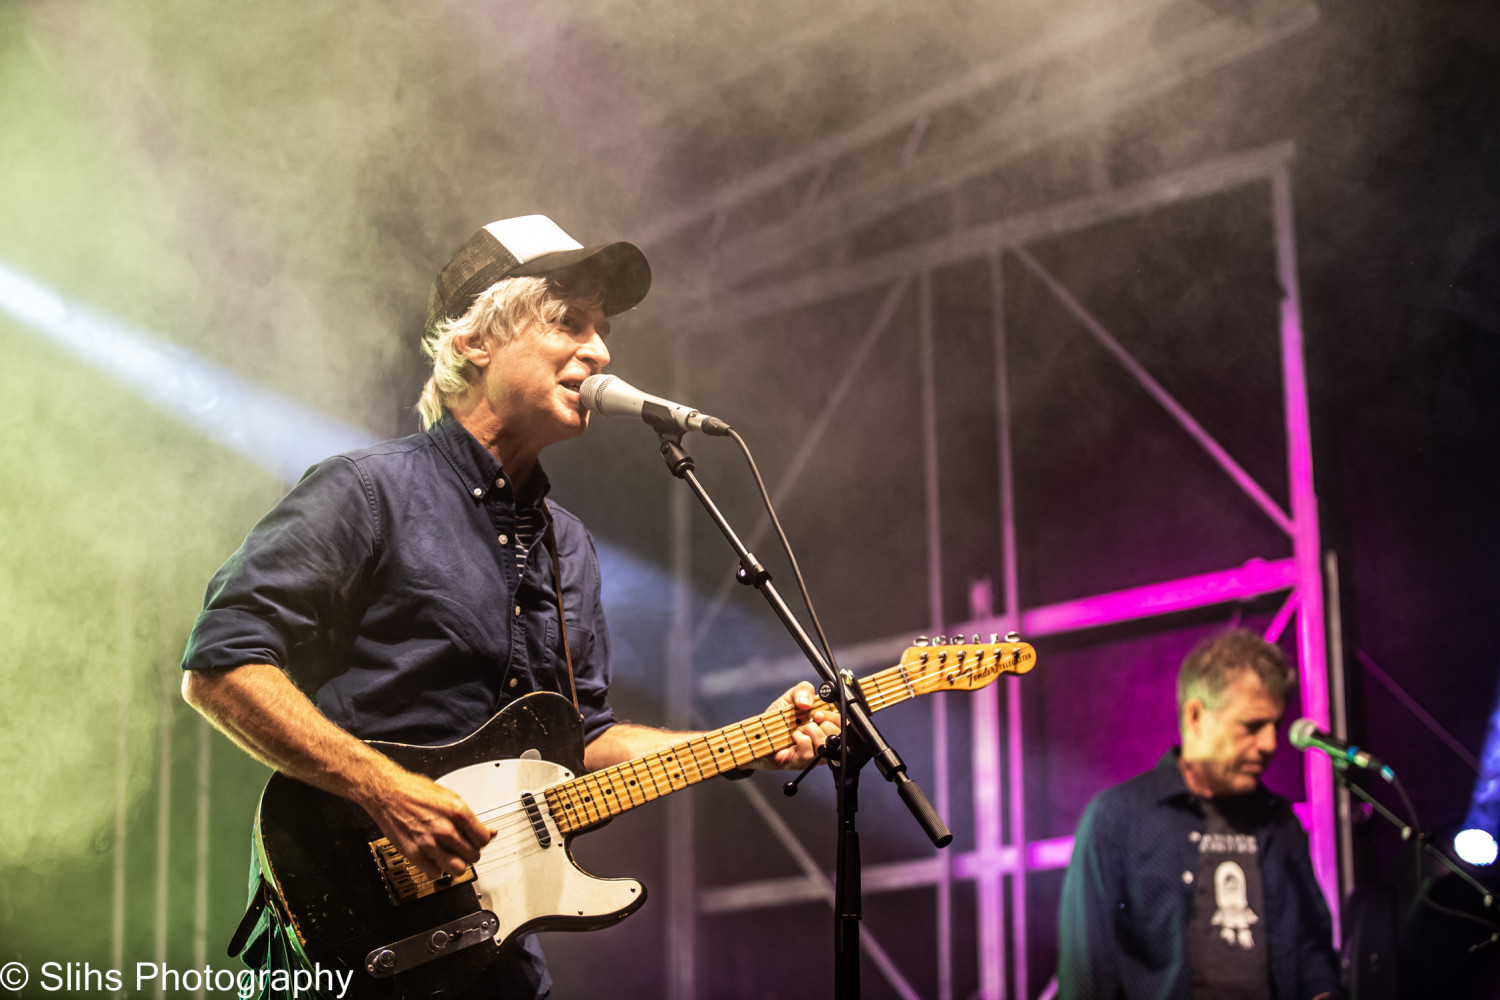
[560,379,584,395]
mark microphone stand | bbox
[1332,766,1495,911]
[651,423,952,999]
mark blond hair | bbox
[416,272,605,430]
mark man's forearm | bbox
[582,681,839,773]
[583,721,694,772]
[181,663,400,801]
[182,663,492,878]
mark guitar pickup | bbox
[520,790,551,847]
[364,910,499,979]
[369,838,476,906]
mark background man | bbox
[180,215,838,998]
[1058,629,1341,1000]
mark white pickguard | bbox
[437,756,643,944]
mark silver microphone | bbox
[578,374,731,436]
[1289,718,1394,781]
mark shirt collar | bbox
[426,411,553,507]
[1151,746,1272,809]
[1150,748,1195,804]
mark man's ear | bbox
[1182,698,1205,739]
[456,330,490,368]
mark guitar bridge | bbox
[369,838,476,906]
[365,910,499,979]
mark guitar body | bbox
[255,692,645,999]
[249,639,1037,998]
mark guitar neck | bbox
[544,640,1032,834]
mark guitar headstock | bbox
[898,634,1036,693]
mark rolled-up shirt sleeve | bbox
[182,457,376,676]
[182,415,619,748]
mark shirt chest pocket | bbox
[541,620,595,682]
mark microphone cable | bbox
[725,428,840,678]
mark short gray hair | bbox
[1176,628,1294,729]
[415,272,605,430]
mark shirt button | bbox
[496,477,506,489]
[1182,871,1194,884]
[1189,831,1201,843]
[509,677,519,688]
[471,487,483,497]
[514,605,522,616]
[498,534,509,546]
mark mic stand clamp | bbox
[785,737,837,797]
[651,424,951,999]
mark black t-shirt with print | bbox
[1188,795,1272,1000]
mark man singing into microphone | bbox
[180,216,839,998]
[1058,629,1342,1000]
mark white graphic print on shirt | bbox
[1211,860,1259,949]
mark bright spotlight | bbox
[0,260,675,644]
[0,261,375,483]
[1454,828,1499,867]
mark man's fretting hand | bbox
[758,681,841,770]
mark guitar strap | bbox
[541,505,581,717]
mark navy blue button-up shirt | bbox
[182,413,616,749]
[1059,750,1342,1000]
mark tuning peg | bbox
[915,636,930,646]
[990,633,1000,644]
[971,633,980,645]
[1005,631,1020,642]
[933,635,947,645]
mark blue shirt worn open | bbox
[1058,750,1342,1000]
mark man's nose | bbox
[579,329,610,370]
[1258,726,1278,755]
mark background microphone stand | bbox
[649,419,952,999]
[1324,755,1498,998]
[1331,763,1495,917]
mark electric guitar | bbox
[252,637,1036,997]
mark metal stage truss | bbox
[653,139,1343,1000]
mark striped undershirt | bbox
[513,504,545,573]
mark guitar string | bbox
[399,820,547,890]
[527,647,1009,833]
[463,697,866,866]
[537,646,1014,831]
[543,647,1012,827]
[439,656,916,884]
[404,646,1020,886]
